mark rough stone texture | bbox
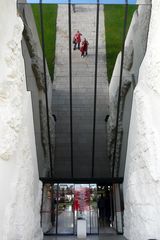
[20,6,45,91]
[52,4,109,178]
[0,0,43,239]
[41,184,52,233]
[107,1,151,177]
[39,100,55,174]
[123,0,160,239]
[18,1,55,177]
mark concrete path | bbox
[52,4,109,178]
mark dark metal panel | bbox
[40,182,44,227]
[68,1,74,178]
[91,0,100,178]
[40,177,123,184]
[39,0,53,177]
[112,0,128,178]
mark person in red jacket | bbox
[80,38,89,57]
[73,30,82,50]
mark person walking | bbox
[72,4,76,12]
[80,38,89,57]
[105,191,111,226]
[73,30,82,50]
[98,194,106,226]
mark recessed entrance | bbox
[41,183,116,236]
[41,183,98,235]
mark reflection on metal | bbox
[112,0,128,178]
[39,0,53,177]
[118,183,124,234]
[40,182,45,227]
[56,184,59,234]
[17,0,138,181]
[68,1,74,178]
[92,0,100,178]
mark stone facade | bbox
[0,0,43,239]
[124,0,160,239]
[107,0,151,177]
[18,1,55,177]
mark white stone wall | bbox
[41,185,52,233]
[0,0,43,239]
[124,0,160,239]
[108,1,151,177]
[19,2,55,178]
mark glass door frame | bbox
[42,182,99,236]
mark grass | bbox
[104,5,137,81]
[31,4,136,82]
[32,4,57,80]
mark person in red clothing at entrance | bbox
[73,30,82,50]
[80,38,89,57]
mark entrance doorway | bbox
[97,185,114,234]
[41,183,98,235]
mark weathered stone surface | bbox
[41,184,52,232]
[19,5,45,91]
[39,100,55,176]
[0,0,43,238]
[124,0,160,239]
[123,41,134,71]
[31,56,45,91]
[107,2,151,177]
[18,2,55,177]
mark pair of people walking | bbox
[73,31,89,57]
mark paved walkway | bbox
[52,4,109,178]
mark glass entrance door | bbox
[90,184,99,234]
[74,184,98,234]
[57,184,74,234]
[41,183,98,235]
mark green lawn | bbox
[104,5,137,81]
[32,4,57,80]
[32,4,136,82]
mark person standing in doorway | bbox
[73,30,82,50]
[98,193,106,226]
[105,191,111,226]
